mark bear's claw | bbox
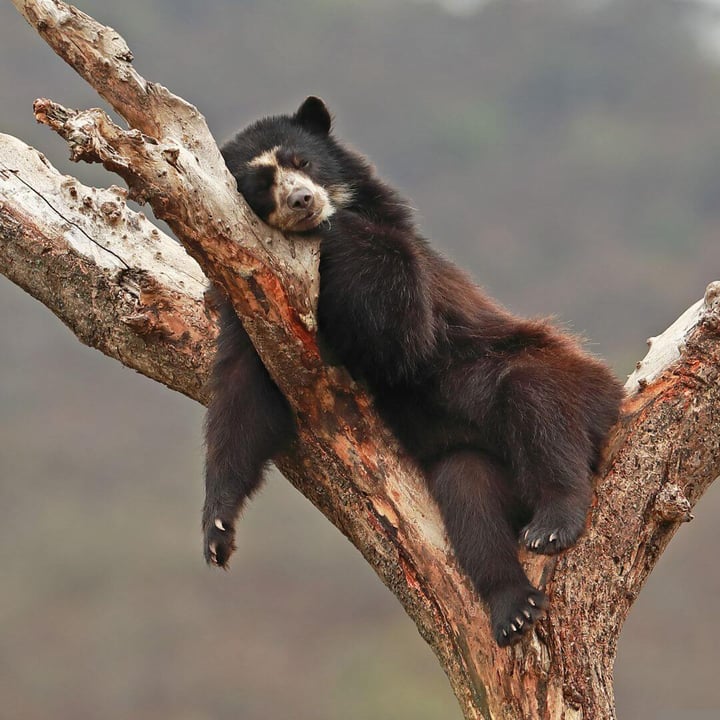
[203,517,236,568]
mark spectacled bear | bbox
[203,96,624,647]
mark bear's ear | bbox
[294,96,332,136]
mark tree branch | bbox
[0,133,211,399]
[2,2,720,718]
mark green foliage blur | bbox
[2,1,720,718]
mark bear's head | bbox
[222,96,356,233]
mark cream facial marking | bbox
[248,146,280,168]
[271,169,335,231]
[248,146,336,231]
[328,184,355,207]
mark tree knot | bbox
[651,483,693,523]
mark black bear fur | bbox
[203,96,624,647]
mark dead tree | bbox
[1,2,718,718]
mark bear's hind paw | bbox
[490,585,547,647]
[521,518,585,555]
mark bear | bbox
[202,96,624,647]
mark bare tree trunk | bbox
[2,2,719,718]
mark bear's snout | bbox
[287,187,314,211]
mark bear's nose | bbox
[288,187,314,210]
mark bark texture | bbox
[2,2,720,718]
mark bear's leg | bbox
[499,365,595,555]
[203,298,294,567]
[425,451,546,647]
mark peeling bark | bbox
[2,2,720,718]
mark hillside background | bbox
[2,1,720,718]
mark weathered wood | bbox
[0,133,211,400]
[3,2,720,718]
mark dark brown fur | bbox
[203,97,624,646]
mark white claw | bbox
[515,617,524,627]
[510,623,517,632]
[549,532,558,542]
[215,519,226,531]
[523,609,531,620]
[533,539,541,549]
[528,597,537,607]
[502,629,508,637]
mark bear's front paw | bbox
[489,585,547,647]
[203,516,236,568]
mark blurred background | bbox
[2,0,720,718]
